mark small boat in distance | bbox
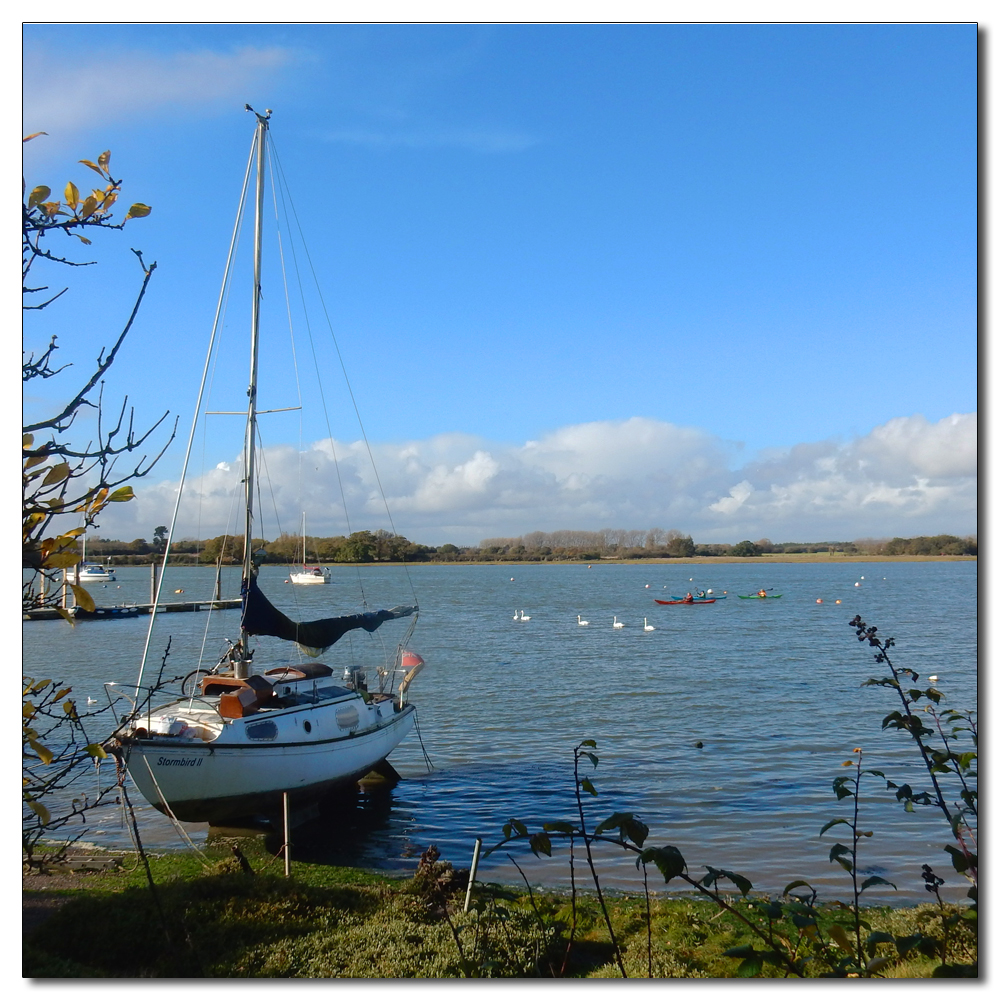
[655,598,716,605]
[77,562,116,582]
[289,514,330,585]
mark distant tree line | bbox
[80,528,976,565]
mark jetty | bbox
[23,563,240,621]
[23,598,241,622]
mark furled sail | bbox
[242,576,417,656]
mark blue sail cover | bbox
[242,576,417,655]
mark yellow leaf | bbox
[23,701,35,717]
[23,131,49,142]
[23,433,34,448]
[828,923,854,954]
[23,454,48,470]
[28,798,52,824]
[63,527,86,538]
[31,678,52,692]
[28,185,50,209]
[85,744,109,759]
[108,486,135,502]
[78,158,105,177]
[28,739,55,766]
[41,462,70,487]
[79,195,99,219]
[125,203,151,219]
[43,552,81,569]
[70,585,96,612]
[98,150,111,172]
[62,699,78,717]
[65,181,79,208]
[56,608,76,627]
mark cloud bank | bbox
[93,412,977,546]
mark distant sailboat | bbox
[289,514,330,585]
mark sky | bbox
[20,15,978,547]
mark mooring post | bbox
[150,562,158,604]
[463,837,482,913]
[283,792,291,877]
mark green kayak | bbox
[738,594,782,599]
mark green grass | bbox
[23,842,975,978]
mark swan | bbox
[513,610,520,620]
[613,616,625,629]
[577,615,589,626]
[644,618,655,631]
[519,611,531,621]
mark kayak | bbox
[670,595,727,601]
[738,594,782,599]
[655,598,716,605]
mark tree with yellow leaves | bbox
[22,135,176,618]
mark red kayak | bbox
[654,598,716,605]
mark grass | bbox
[23,842,974,978]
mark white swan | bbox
[519,611,531,621]
[644,618,655,631]
[513,610,520,620]
[577,615,589,626]
[613,616,625,628]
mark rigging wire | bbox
[270,139,418,609]
[135,131,258,696]
[267,140,367,607]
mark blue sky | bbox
[21,20,978,546]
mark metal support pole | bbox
[283,792,291,877]
[463,837,482,913]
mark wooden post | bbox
[463,837,482,913]
[150,561,159,604]
[214,563,222,602]
[283,792,291,877]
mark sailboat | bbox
[289,514,330,585]
[77,536,116,582]
[110,108,422,825]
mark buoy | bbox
[510,577,514,581]
[645,584,650,588]
[861,576,865,580]
[929,675,939,685]
[835,599,841,604]
[816,598,823,603]
[855,582,860,587]
[174,589,184,594]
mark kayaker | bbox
[696,590,706,598]
[757,588,767,598]
[683,592,694,603]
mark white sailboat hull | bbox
[289,572,329,585]
[124,699,415,824]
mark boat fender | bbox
[398,651,426,694]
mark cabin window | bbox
[245,721,278,741]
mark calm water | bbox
[23,559,977,904]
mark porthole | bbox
[303,720,312,733]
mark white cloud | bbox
[22,46,295,136]
[91,412,977,546]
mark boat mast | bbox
[239,105,271,676]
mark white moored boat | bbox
[78,562,116,582]
[110,108,424,826]
[289,514,330,585]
